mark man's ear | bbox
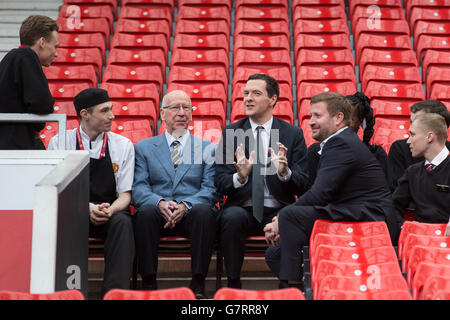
[160,109,166,121]
[79,109,89,120]
[335,112,345,126]
[426,131,435,144]
[37,36,46,49]
[270,94,278,107]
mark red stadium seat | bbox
[294,18,349,36]
[232,82,293,106]
[411,262,450,299]
[355,34,412,65]
[43,65,97,87]
[422,276,450,300]
[292,0,344,9]
[353,18,410,46]
[100,83,160,109]
[232,66,292,87]
[110,33,168,58]
[0,289,85,300]
[422,49,450,80]
[361,65,422,92]
[52,101,78,118]
[213,287,305,300]
[121,0,174,11]
[111,119,153,143]
[236,0,288,10]
[177,5,231,26]
[349,0,403,18]
[59,4,114,31]
[102,65,163,92]
[235,6,289,24]
[351,7,405,33]
[364,81,425,102]
[294,33,351,61]
[114,19,170,46]
[112,100,157,131]
[175,19,230,37]
[231,100,293,124]
[159,120,223,145]
[191,101,226,126]
[119,6,172,26]
[415,34,450,62]
[64,0,117,18]
[321,289,412,300]
[52,47,103,78]
[56,17,110,46]
[172,33,229,51]
[425,65,450,96]
[167,65,228,92]
[300,118,314,147]
[414,21,450,50]
[103,287,196,300]
[234,34,289,51]
[370,100,414,118]
[372,117,411,151]
[398,221,448,258]
[40,119,79,148]
[293,5,346,21]
[406,246,450,285]
[48,83,91,101]
[233,48,291,71]
[171,48,229,74]
[316,274,409,300]
[405,0,450,20]
[409,7,450,33]
[180,0,231,10]
[166,82,227,112]
[296,48,354,69]
[58,32,106,61]
[429,82,450,101]
[296,65,357,88]
[234,20,290,38]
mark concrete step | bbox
[0,10,59,23]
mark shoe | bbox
[227,278,242,289]
[192,287,207,300]
[190,274,207,299]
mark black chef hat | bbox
[73,88,110,115]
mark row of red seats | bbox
[309,219,412,300]
[397,221,450,300]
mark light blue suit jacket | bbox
[132,133,218,209]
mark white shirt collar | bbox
[79,125,105,146]
[318,126,348,155]
[425,146,449,167]
[164,130,190,149]
[249,116,273,134]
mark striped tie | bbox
[171,140,181,170]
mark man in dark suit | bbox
[264,92,396,290]
[215,73,309,288]
[387,100,450,192]
[133,90,218,299]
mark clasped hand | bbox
[90,202,113,226]
[158,200,188,229]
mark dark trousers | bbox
[134,203,217,278]
[89,210,135,297]
[219,206,279,280]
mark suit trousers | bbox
[219,206,279,280]
[135,203,216,278]
[89,211,135,297]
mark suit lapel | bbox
[173,134,196,189]
[153,134,175,182]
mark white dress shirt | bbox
[317,126,349,155]
[425,146,450,168]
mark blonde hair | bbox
[414,113,447,144]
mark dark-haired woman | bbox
[306,92,389,187]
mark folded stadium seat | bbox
[398,221,448,258]
[43,65,98,88]
[358,48,418,80]
[56,17,110,48]
[51,47,103,79]
[316,274,409,300]
[292,0,344,9]
[180,0,231,10]
[0,289,85,300]
[63,0,118,19]
[175,19,230,37]
[425,65,450,97]
[48,83,91,102]
[102,65,164,93]
[293,4,346,21]
[110,33,169,59]
[348,0,403,18]
[112,100,157,133]
[171,48,229,75]
[370,100,414,118]
[364,81,425,103]
[107,48,166,81]
[411,262,450,299]
[234,20,290,39]
[159,120,223,145]
[429,82,450,101]
[355,34,413,65]
[294,33,351,62]
[234,34,289,51]
[371,117,411,152]
[167,65,228,93]
[296,65,357,88]
[103,287,196,300]
[166,82,227,113]
[233,48,291,72]
[415,34,450,62]
[58,32,106,62]
[121,0,175,12]
[294,18,349,37]
[421,276,450,300]
[401,234,450,273]
[300,119,314,147]
[407,246,450,285]
[321,289,413,300]
[422,49,450,80]
[409,7,450,34]
[235,6,289,24]
[312,260,402,297]
[353,18,410,46]
[405,0,450,20]
[118,6,173,27]
[232,66,292,88]
[296,48,354,69]
[114,19,171,47]
[351,6,406,34]
[231,100,294,124]
[111,120,153,143]
[213,287,305,300]
[360,65,422,92]
[236,0,288,10]
[190,101,226,127]
[59,4,114,32]
[52,101,78,119]
[413,21,450,51]
[172,33,229,52]
[232,82,293,106]
[39,119,79,149]
[177,5,231,27]
[99,83,160,112]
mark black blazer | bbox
[214,117,309,207]
[296,128,395,222]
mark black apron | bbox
[76,131,117,204]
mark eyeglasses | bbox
[163,104,193,112]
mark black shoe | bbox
[142,275,157,290]
[227,278,242,289]
[190,274,207,299]
[278,280,304,293]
